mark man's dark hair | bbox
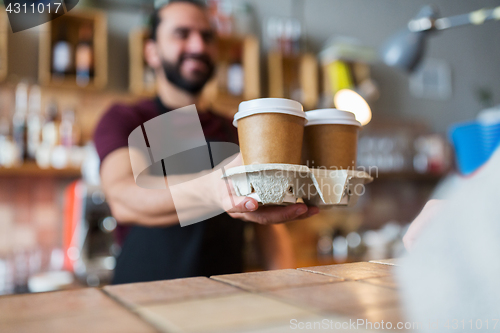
[149,0,207,41]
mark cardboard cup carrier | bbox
[228,101,371,207]
[233,98,306,165]
[303,109,361,169]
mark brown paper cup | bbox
[303,123,359,169]
[238,113,305,165]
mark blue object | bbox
[450,120,500,175]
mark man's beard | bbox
[161,54,215,94]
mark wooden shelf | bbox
[268,51,319,110]
[0,162,81,177]
[129,28,156,96]
[39,9,108,90]
[205,35,261,116]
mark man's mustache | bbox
[178,53,214,68]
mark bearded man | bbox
[94,0,318,284]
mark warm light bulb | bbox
[334,89,372,126]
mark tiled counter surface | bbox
[0,260,407,333]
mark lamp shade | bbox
[380,29,426,72]
[380,5,439,71]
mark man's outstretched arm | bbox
[100,149,319,227]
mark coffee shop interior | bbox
[0,0,499,295]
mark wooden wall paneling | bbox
[0,8,8,82]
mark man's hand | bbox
[228,201,320,225]
[403,199,444,251]
[214,154,319,225]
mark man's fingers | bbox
[216,154,323,222]
[244,203,311,224]
[222,194,259,214]
[306,206,320,217]
[288,205,320,221]
[228,203,320,224]
[215,154,323,223]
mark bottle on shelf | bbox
[41,101,59,147]
[227,62,244,96]
[75,23,94,87]
[52,25,73,79]
[26,85,43,161]
[232,3,255,36]
[208,0,233,36]
[51,107,82,169]
[60,108,83,168]
[266,17,302,56]
[12,82,29,164]
[0,117,17,168]
[227,45,244,96]
[59,108,77,148]
[37,101,59,169]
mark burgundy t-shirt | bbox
[94,98,238,163]
[93,98,244,284]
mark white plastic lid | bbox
[233,98,305,127]
[305,109,361,127]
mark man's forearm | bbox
[105,169,220,227]
[102,150,319,227]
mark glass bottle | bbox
[12,83,28,163]
[52,25,72,78]
[75,24,94,87]
[26,85,43,160]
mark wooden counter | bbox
[0,259,406,333]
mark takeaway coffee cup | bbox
[303,109,361,169]
[233,98,306,165]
